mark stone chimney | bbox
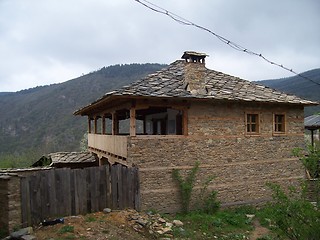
[181,51,208,95]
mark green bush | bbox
[293,145,320,179]
[172,161,199,213]
[261,183,320,240]
[172,161,220,214]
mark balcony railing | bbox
[88,134,128,158]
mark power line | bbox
[134,0,320,87]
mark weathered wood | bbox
[130,107,136,136]
[20,177,31,227]
[88,134,128,158]
[111,165,118,209]
[20,165,140,226]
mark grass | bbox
[170,206,255,239]
[58,225,74,234]
[85,215,97,222]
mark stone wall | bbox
[0,168,49,234]
[128,101,306,212]
[0,174,22,234]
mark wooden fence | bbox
[20,164,140,227]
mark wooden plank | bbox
[20,177,31,227]
[55,168,66,217]
[133,167,141,211]
[70,169,76,215]
[89,167,99,212]
[86,168,92,212]
[29,173,41,225]
[47,169,57,218]
[99,166,107,210]
[127,168,134,209]
[106,164,111,208]
[74,168,87,215]
[122,166,129,208]
[117,165,123,209]
[111,164,118,209]
[40,170,50,221]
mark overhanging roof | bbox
[305,114,320,130]
[74,60,318,116]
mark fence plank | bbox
[20,164,140,226]
[89,167,99,212]
[20,177,31,227]
[98,166,107,210]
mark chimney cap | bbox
[181,51,208,63]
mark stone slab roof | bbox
[305,114,320,129]
[49,152,97,164]
[75,59,317,115]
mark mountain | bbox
[1,65,319,156]
[257,69,320,116]
[0,63,166,155]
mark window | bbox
[246,113,259,134]
[274,114,285,133]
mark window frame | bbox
[245,112,260,135]
[273,113,286,135]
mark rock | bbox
[158,217,166,224]
[245,214,255,219]
[103,208,112,214]
[162,227,172,234]
[10,227,33,238]
[173,220,183,226]
[136,218,148,227]
[21,235,37,240]
[156,230,164,235]
[165,222,173,227]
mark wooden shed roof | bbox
[75,54,318,115]
[49,152,97,164]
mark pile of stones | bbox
[125,209,184,239]
[2,227,36,240]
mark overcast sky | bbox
[0,0,319,92]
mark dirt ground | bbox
[34,211,150,240]
[33,210,271,240]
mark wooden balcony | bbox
[88,134,128,159]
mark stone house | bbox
[74,51,318,212]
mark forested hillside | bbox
[0,63,165,156]
[0,65,318,159]
[258,68,320,116]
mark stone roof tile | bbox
[105,60,316,104]
[75,60,318,115]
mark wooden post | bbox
[102,116,106,135]
[94,117,98,134]
[130,107,136,137]
[112,112,118,135]
[88,118,90,134]
[311,129,314,148]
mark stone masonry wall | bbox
[128,101,306,213]
[0,174,22,234]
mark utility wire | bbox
[134,0,320,86]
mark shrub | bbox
[172,161,220,214]
[293,145,320,179]
[172,161,199,213]
[263,183,320,240]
